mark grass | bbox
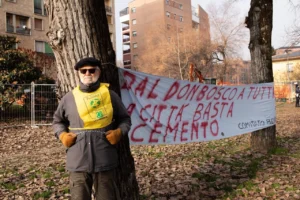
[269,147,289,155]
[191,172,218,182]
[57,165,65,173]
[43,171,52,179]
[247,158,262,178]
[153,152,164,158]
[0,182,17,190]
[243,180,257,190]
[33,191,52,199]
[62,188,70,194]
[286,187,297,191]
[45,181,55,187]
[291,152,300,158]
[140,194,148,200]
[271,183,281,189]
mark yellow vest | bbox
[70,83,113,130]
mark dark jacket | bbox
[296,87,300,97]
[53,81,131,172]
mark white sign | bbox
[119,68,276,145]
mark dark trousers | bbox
[70,170,120,200]
[296,97,299,107]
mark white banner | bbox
[119,68,276,145]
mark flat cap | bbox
[74,57,101,70]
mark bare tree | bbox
[135,25,213,80]
[285,0,300,46]
[246,0,277,152]
[207,1,248,84]
[44,0,139,199]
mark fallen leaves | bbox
[1,103,300,199]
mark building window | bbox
[133,54,138,60]
[131,7,136,13]
[6,13,13,33]
[132,19,136,25]
[179,16,183,22]
[132,31,137,37]
[165,0,169,4]
[34,0,47,16]
[179,4,183,9]
[34,18,43,30]
[166,12,170,18]
[6,0,16,2]
[35,41,53,54]
[133,43,137,48]
[173,14,176,19]
[167,24,171,30]
[6,13,31,35]
[287,63,294,72]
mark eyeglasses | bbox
[79,68,97,74]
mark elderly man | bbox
[53,57,131,200]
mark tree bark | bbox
[246,0,277,152]
[44,0,140,199]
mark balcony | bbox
[34,7,43,15]
[124,65,131,69]
[122,26,129,31]
[120,7,129,17]
[123,49,131,54]
[123,38,130,43]
[6,24,14,33]
[124,59,131,69]
[191,6,198,17]
[6,24,31,35]
[191,6,199,23]
[192,14,199,23]
[124,60,131,65]
[192,21,199,29]
[16,27,31,35]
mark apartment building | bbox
[105,0,116,50]
[120,0,210,70]
[0,0,52,53]
[0,0,116,53]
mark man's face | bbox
[78,65,100,86]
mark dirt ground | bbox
[0,102,300,200]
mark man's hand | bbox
[105,128,122,145]
[59,132,77,147]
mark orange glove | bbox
[59,132,77,147]
[105,128,122,145]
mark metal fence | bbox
[1,81,299,127]
[274,80,300,102]
[0,83,58,127]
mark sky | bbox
[114,0,298,61]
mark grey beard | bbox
[80,77,96,86]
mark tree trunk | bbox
[246,0,277,152]
[44,0,140,199]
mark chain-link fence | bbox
[0,83,58,127]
